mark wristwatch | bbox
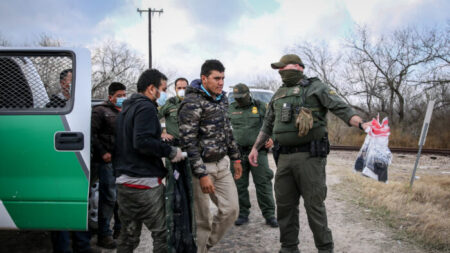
[358,122,364,131]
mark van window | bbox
[0,52,74,114]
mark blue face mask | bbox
[157,91,167,106]
[115,97,126,107]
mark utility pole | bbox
[137,7,163,68]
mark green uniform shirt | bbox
[158,96,182,139]
[228,99,266,147]
[261,76,357,146]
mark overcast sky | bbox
[0,0,448,88]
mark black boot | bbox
[266,217,279,227]
[234,216,249,226]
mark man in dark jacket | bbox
[114,69,184,253]
[178,60,242,253]
[91,82,126,248]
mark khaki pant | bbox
[193,156,239,253]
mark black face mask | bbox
[235,93,252,107]
[279,69,303,86]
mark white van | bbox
[227,86,274,104]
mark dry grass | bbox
[327,115,450,149]
[342,172,450,250]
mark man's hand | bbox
[170,147,185,163]
[102,152,112,163]
[349,115,371,131]
[161,133,174,142]
[264,138,274,149]
[199,175,215,194]
[233,162,242,180]
[361,122,371,131]
[248,148,259,167]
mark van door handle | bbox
[55,132,84,151]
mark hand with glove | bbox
[295,107,313,137]
[170,147,185,163]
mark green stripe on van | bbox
[2,201,87,230]
[0,115,88,229]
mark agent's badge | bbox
[252,106,258,114]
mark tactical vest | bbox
[228,100,265,147]
[272,78,328,146]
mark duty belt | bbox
[279,143,310,154]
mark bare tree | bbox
[91,40,146,99]
[249,74,281,91]
[345,25,449,123]
[0,32,10,47]
[36,34,63,47]
[293,25,449,125]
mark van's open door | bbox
[0,48,91,230]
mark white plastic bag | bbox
[355,117,392,183]
[354,133,371,172]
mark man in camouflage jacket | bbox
[178,59,242,253]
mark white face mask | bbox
[177,89,185,97]
[157,91,167,106]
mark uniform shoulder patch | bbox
[329,89,337,95]
[273,88,287,100]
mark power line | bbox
[137,8,163,69]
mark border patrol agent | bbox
[228,83,278,227]
[158,77,188,146]
[248,54,369,253]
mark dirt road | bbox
[1,151,447,252]
[135,151,446,253]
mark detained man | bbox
[114,69,184,253]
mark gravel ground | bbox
[1,151,448,253]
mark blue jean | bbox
[98,162,121,237]
[51,231,91,253]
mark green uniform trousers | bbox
[232,150,275,219]
[275,152,333,253]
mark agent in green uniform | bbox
[158,77,188,146]
[228,83,278,228]
[248,54,370,253]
